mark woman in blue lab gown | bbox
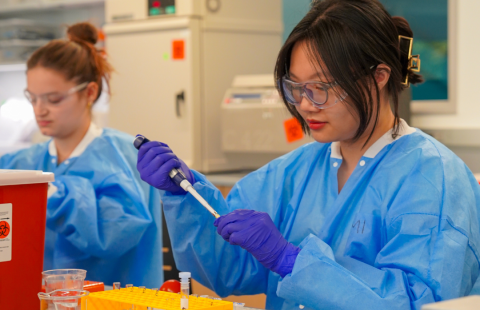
[136,0,480,308]
[0,23,163,288]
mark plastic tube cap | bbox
[179,272,191,283]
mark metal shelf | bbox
[0,0,104,14]
[0,39,50,47]
[0,63,27,72]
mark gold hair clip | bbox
[398,35,421,86]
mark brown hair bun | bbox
[67,22,98,45]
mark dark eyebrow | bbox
[289,71,332,83]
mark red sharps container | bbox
[0,170,54,309]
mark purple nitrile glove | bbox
[136,141,195,195]
[214,209,301,278]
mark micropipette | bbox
[134,135,221,219]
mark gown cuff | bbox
[273,243,301,278]
[276,234,336,304]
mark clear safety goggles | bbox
[281,76,348,109]
[24,82,89,107]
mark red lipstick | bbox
[307,119,326,130]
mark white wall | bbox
[412,0,480,129]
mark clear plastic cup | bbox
[38,289,89,310]
[41,269,86,310]
[42,269,87,293]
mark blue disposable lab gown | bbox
[0,128,163,288]
[161,124,480,310]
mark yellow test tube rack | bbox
[81,287,233,310]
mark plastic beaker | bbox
[41,270,86,310]
[38,289,89,310]
[42,269,86,293]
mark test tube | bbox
[233,302,246,310]
[179,272,191,309]
[126,284,134,310]
[113,282,121,290]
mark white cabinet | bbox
[106,18,198,163]
[105,0,283,172]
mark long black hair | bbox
[275,0,423,143]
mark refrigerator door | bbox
[105,18,200,167]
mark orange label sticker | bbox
[172,40,185,60]
[284,117,304,143]
[0,221,10,239]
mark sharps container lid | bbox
[0,170,54,186]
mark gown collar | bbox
[330,119,416,160]
[48,122,103,159]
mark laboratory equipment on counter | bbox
[134,135,220,218]
[220,74,313,170]
[105,0,282,173]
[179,272,191,309]
[0,170,54,309]
[84,287,233,309]
[421,295,480,310]
[219,75,413,171]
[38,289,89,310]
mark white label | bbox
[181,298,189,309]
[0,203,12,262]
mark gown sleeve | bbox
[47,172,152,259]
[276,162,480,310]
[162,154,300,297]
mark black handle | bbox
[176,91,185,118]
[133,135,150,150]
